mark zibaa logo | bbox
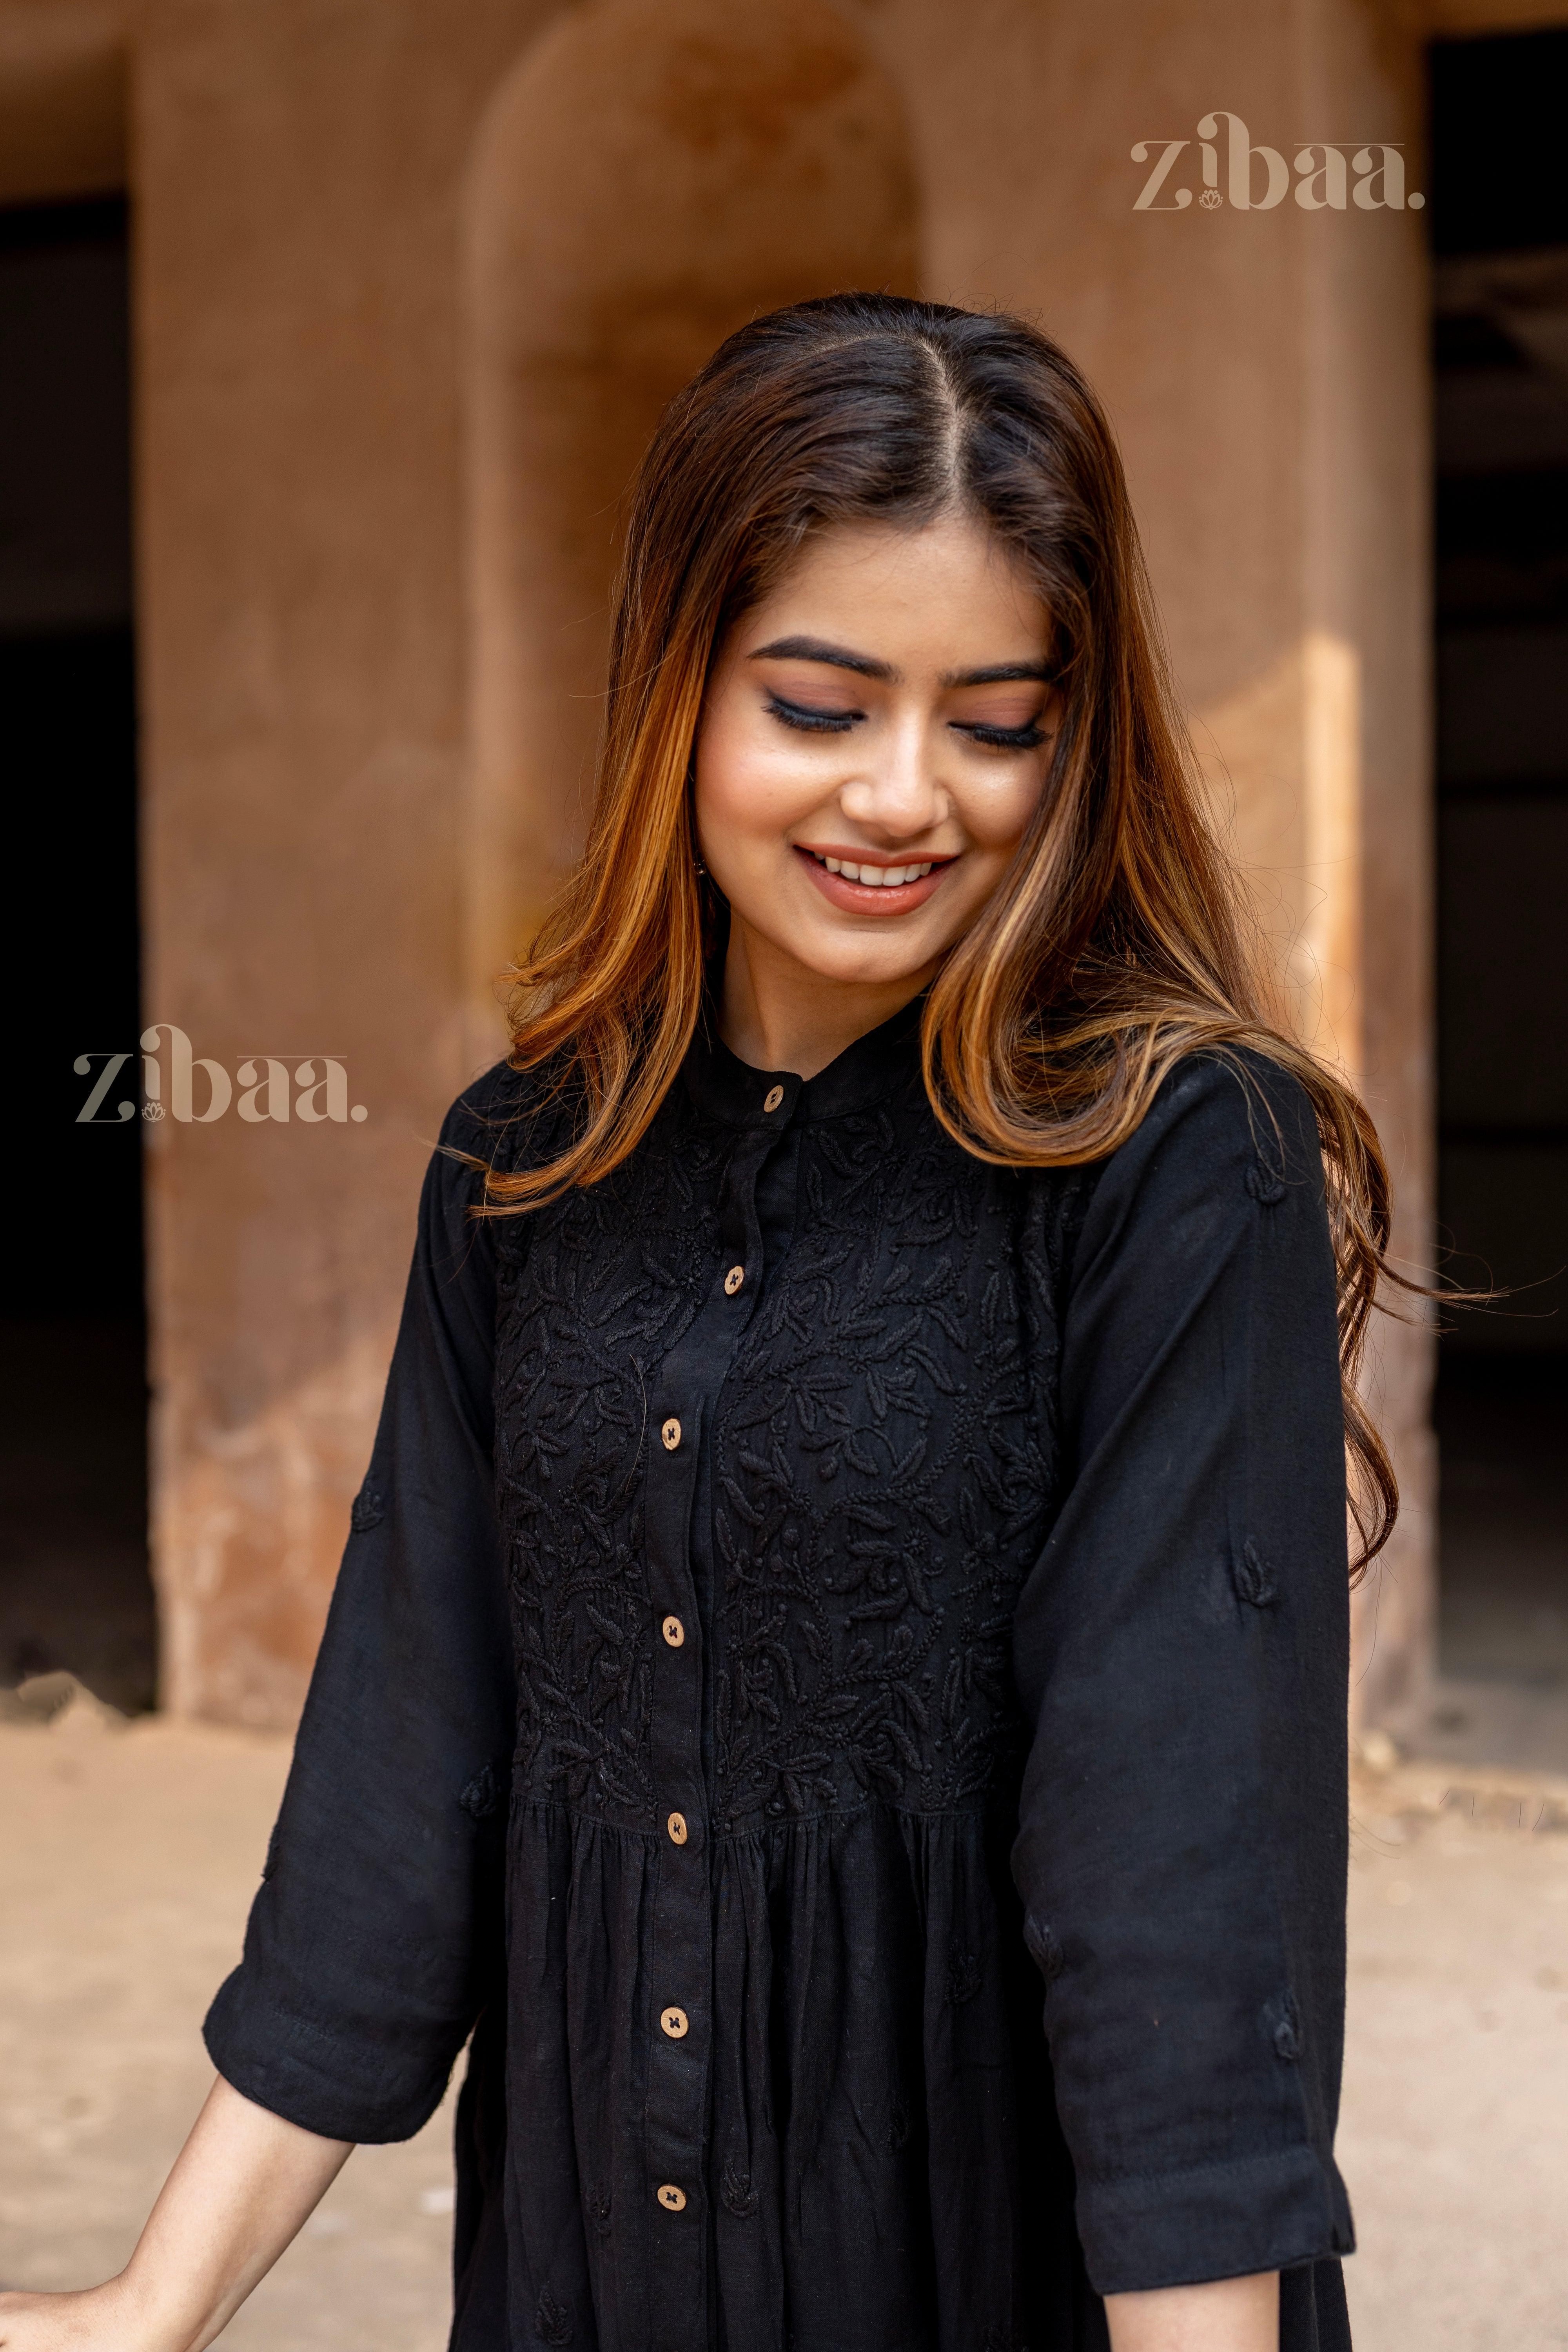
[1132,112,1423,212]
[74,1025,368,1124]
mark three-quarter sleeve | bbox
[1011,1052,1356,2295]
[203,1084,519,2143]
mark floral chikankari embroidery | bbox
[720,2162,760,2219]
[535,2286,575,2346]
[492,1083,1091,1833]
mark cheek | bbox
[695,704,824,853]
[951,768,1047,859]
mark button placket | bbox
[713,1128,780,1340]
[639,1116,794,2344]
[644,1385,709,2328]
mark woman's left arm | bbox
[1013,1052,1356,2311]
[1106,2272,1279,2351]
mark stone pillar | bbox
[133,0,552,1723]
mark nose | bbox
[836,708,951,842]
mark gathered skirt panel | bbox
[446,1795,1350,2352]
[478,1795,1101,2352]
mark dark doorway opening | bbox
[1427,28,1568,1771]
[0,196,154,1713]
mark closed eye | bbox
[952,719,1046,750]
[766,693,862,735]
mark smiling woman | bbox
[695,517,1059,1070]
[1,297,1394,2352]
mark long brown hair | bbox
[489,293,1398,1572]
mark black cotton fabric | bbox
[205,1003,1356,2352]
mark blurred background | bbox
[1,0,1564,2345]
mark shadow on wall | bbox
[461,0,920,1061]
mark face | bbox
[694,511,1058,1001]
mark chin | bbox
[805,936,936,988]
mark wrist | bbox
[103,2266,213,2352]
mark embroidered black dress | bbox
[205,1005,1356,2352]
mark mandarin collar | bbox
[681,992,926,1131]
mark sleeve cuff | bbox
[203,1967,456,2145]
[1076,2142,1355,2297]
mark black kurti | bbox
[206,1003,1356,2352]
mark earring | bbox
[693,856,707,878]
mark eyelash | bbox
[765,695,1045,751]
[964,721,1046,750]
[767,695,857,734]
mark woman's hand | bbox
[0,2076,352,2352]
[0,2278,178,2352]
[0,2281,145,2352]
[1105,2271,1279,2352]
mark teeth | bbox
[817,856,933,886]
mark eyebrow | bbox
[746,635,1052,690]
[748,634,894,681]
[945,661,1053,688]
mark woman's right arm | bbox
[0,2076,350,2352]
[201,1088,515,2151]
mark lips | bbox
[794,844,954,913]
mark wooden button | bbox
[723,1265,744,1296]
[666,1811,688,1846]
[661,1614,684,1648]
[763,1084,784,1113]
[661,1417,682,1452]
[657,2182,687,2212]
[660,2005,689,2040]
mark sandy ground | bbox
[0,1701,456,2352]
[1339,1755,1568,2350]
[2,1696,1566,2350]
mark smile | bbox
[813,854,935,886]
[793,844,956,916]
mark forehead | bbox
[746,513,1047,656]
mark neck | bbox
[717,918,933,1080]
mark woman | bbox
[1,296,1392,2352]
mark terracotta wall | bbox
[5,0,1534,1726]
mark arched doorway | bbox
[462,0,920,1055]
